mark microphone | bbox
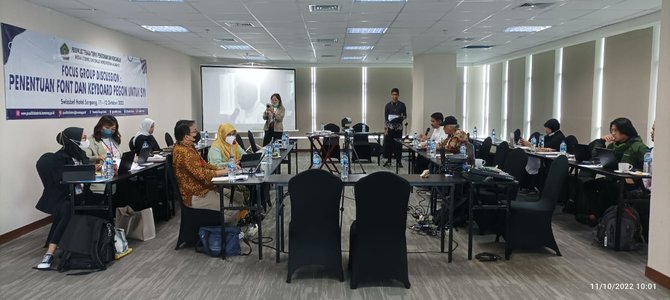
[266,104,271,108]
[425,127,430,136]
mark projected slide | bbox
[201,66,296,133]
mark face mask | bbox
[79,139,90,149]
[194,131,201,144]
[102,128,114,138]
[225,135,236,145]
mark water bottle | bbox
[282,132,288,148]
[428,140,436,158]
[412,134,419,148]
[104,153,114,179]
[312,151,321,169]
[227,156,236,182]
[530,137,537,152]
[491,128,496,141]
[459,144,466,156]
[643,150,652,174]
[264,145,272,162]
[340,153,349,180]
[320,123,325,131]
[560,140,567,154]
[273,140,280,157]
[473,126,478,141]
[539,135,545,148]
[459,144,468,171]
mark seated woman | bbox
[438,115,468,154]
[35,127,104,269]
[133,118,161,154]
[172,120,245,225]
[208,123,246,167]
[518,118,565,151]
[86,115,122,164]
[579,117,648,225]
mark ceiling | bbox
[26,0,661,65]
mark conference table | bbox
[266,172,465,264]
[520,146,651,251]
[211,142,295,260]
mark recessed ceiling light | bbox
[504,25,551,33]
[214,38,236,42]
[344,45,374,51]
[308,4,340,12]
[354,0,407,2]
[314,38,339,43]
[347,27,387,34]
[141,25,188,32]
[342,56,364,60]
[221,45,253,50]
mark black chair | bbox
[129,136,136,151]
[323,123,341,161]
[235,133,247,153]
[247,130,259,153]
[501,148,528,182]
[478,137,493,165]
[564,135,578,154]
[529,131,541,145]
[166,154,221,249]
[506,155,568,258]
[349,172,411,289]
[165,132,174,147]
[351,123,372,162]
[287,169,344,283]
[492,141,510,167]
[36,152,58,247]
[513,129,522,144]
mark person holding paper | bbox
[172,120,245,222]
[383,88,406,167]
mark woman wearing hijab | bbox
[518,118,565,150]
[35,127,102,269]
[133,118,161,155]
[208,123,246,167]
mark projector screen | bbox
[201,66,296,133]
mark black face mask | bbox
[194,131,201,143]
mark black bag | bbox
[594,205,643,251]
[198,226,251,257]
[57,215,115,273]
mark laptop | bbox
[117,151,135,174]
[137,146,152,165]
[62,164,96,181]
[240,152,263,169]
[594,147,617,170]
[573,144,591,163]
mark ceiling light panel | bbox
[344,45,374,50]
[342,56,365,60]
[504,26,552,33]
[221,45,253,50]
[347,27,388,34]
[141,25,189,32]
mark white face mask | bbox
[225,135,236,145]
[73,138,90,150]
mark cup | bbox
[475,158,485,168]
[260,161,270,175]
[617,162,632,172]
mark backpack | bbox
[198,226,251,257]
[57,215,115,273]
[594,205,643,251]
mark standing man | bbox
[383,88,406,167]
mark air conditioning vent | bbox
[463,45,494,49]
[314,38,339,43]
[309,5,340,12]
[225,22,255,28]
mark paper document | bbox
[212,174,250,182]
[388,114,399,122]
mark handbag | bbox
[198,226,251,257]
[115,206,156,241]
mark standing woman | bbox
[262,93,285,146]
[133,118,161,154]
[35,127,96,269]
[87,115,122,164]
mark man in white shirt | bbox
[419,112,446,143]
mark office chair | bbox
[492,141,510,167]
[235,133,247,153]
[129,136,135,151]
[247,131,260,153]
[165,132,174,147]
[287,169,344,283]
[349,171,411,289]
[323,123,341,161]
[351,123,372,162]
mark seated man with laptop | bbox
[578,117,648,226]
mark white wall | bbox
[0,0,195,235]
[647,0,670,282]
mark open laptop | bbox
[594,147,617,170]
[573,144,591,163]
[117,151,136,175]
[137,146,152,165]
[62,164,96,181]
[240,152,262,169]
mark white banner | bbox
[2,23,148,120]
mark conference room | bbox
[1,0,669,298]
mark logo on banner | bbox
[60,43,70,60]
